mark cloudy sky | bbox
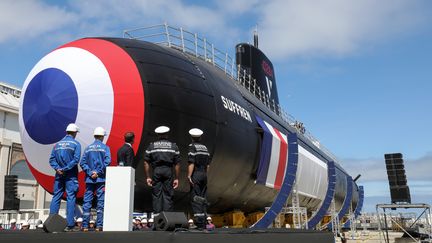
[1,0,431,212]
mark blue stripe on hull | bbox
[338,176,353,220]
[255,116,272,185]
[251,133,298,229]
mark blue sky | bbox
[1,0,431,212]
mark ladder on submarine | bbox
[291,184,308,229]
[330,198,340,236]
[274,183,308,229]
[348,205,357,239]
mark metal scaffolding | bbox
[376,203,432,243]
[330,199,340,236]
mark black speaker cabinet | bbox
[43,214,67,233]
[3,175,19,210]
[4,175,18,195]
[154,211,188,231]
[384,153,411,203]
[3,198,20,210]
[390,186,411,204]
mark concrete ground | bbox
[334,230,418,243]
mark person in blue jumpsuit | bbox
[49,123,81,231]
[80,127,111,232]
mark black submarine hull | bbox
[102,38,359,213]
[19,37,359,220]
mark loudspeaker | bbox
[4,175,18,195]
[4,175,18,181]
[385,153,402,160]
[384,153,411,203]
[154,211,188,231]
[43,214,67,233]
[3,175,19,210]
[3,198,20,210]
[390,186,411,204]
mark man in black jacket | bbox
[117,132,135,167]
[187,128,211,230]
[144,126,181,214]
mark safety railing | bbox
[0,208,61,229]
[124,24,237,79]
[0,82,21,98]
[123,23,340,164]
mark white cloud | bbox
[66,0,228,32]
[0,0,77,43]
[0,0,235,46]
[344,154,432,210]
[342,157,386,181]
[342,152,432,182]
[0,0,430,58]
[215,0,261,15]
[257,0,429,59]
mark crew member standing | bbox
[49,123,81,231]
[187,128,211,230]
[144,126,181,215]
[80,127,111,231]
[117,132,136,167]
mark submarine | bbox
[19,24,363,228]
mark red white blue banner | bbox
[256,116,288,189]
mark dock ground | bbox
[334,231,413,243]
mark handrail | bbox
[0,82,21,98]
[123,24,341,164]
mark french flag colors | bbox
[256,116,289,189]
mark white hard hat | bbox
[155,126,170,134]
[93,127,106,136]
[76,217,83,223]
[142,218,147,223]
[135,217,141,222]
[10,219,16,224]
[66,123,79,132]
[89,220,95,224]
[189,128,203,137]
[188,219,194,223]
[21,221,29,226]
[148,218,154,223]
[206,216,212,221]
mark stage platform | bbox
[0,228,335,243]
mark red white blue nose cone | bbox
[19,38,145,196]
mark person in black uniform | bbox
[144,126,181,215]
[117,132,136,167]
[187,128,211,230]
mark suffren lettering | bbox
[221,95,252,122]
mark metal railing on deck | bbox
[124,24,237,78]
[123,23,340,164]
